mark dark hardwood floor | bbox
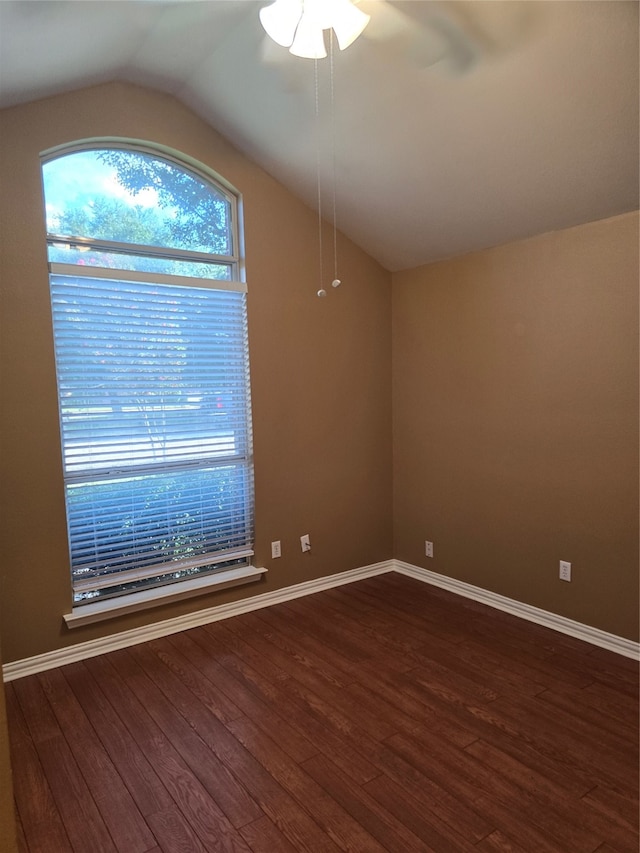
[6,573,639,852]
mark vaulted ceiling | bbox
[1,1,638,271]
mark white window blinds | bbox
[50,273,254,602]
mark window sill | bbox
[63,565,267,629]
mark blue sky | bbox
[42,150,161,232]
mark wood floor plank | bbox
[238,611,353,689]
[268,593,507,748]
[293,678,493,842]
[402,660,500,711]
[476,829,530,852]
[410,635,546,701]
[544,650,640,699]
[386,730,610,853]
[459,716,596,799]
[226,715,388,853]
[223,612,407,743]
[14,810,29,853]
[466,629,595,687]
[353,662,482,748]
[465,738,638,853]
[125,635,342,853]
[329,580,469,647]
[238,816,299,853]
[63,661,174,819]
[458,695,637,800]
[361,771,482,852]
[37,668,156,853]
[581,679,640,722]
[482,694,638,789]
[365,736,494,842]
[132,636,320,804]
[116,644,263,833]
[279,596,383,663]
[432,637,550,697]
[352,575,519,643]
[301,752,446,853]
[374,661,496,745]
[582,785,640,833]
[219,617,399,742]
[206,619,503,844]
[6,574,637,853]
[154,634,318,764]
[27,727,118,852]
[254,597,411,681]
[252,602,478,749]
[12,677,118,853]
[5,685,73,853]
[10,676,60,745]
[583,645,640,689]
[321,585,450,659]
[146,806,209,853]
[365,575,587,667]
[284,592,433,674]
[536,684,638,740]
[317,586,462,663]
[86,652,253,852]
[148,637,245,723]
[286,587,464,668]
[219,617,390,737]
[190,624,381,785]
[364,572,586,644]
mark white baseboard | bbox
[2,561,393,682]
[3,557,638,681]
[393,560,640,661]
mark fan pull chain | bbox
[314,57,327,297]
[329,30,341,290]
[316,34,341,298]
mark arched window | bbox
[42,145,255,610]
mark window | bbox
[42,145,254,607]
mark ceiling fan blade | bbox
[358,0,481,74]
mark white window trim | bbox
[64,565,267,628]
[44,141,255,611]
[49,262,247,292]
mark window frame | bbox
[42,141,262,621]
[44,141,244,284]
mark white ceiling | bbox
[0,0,638,271]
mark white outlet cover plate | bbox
[559,560,571,581]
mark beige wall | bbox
[0,82,393,663]
[393,212,639,641]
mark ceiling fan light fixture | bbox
[289,11,328,59]
[328,0,370,51]
[259,0,303,48]
[260,0,369,57]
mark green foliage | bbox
[98,149,231,254]
[57,196,170,246]
[69,467,242,578]
[50,148,233,278]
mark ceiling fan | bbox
[258,0,484,76]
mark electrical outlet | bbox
[300,534,311,553]
[425,540,434,558]
[271,540,281,559]
[559,560,571,582]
